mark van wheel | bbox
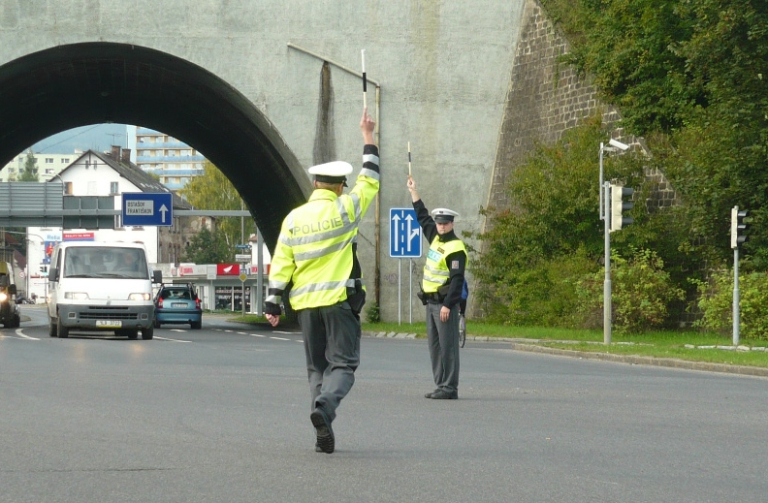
[11,314,21,328]
[57,317,69,338]
[49,317,58,337]
[142,326,154,340]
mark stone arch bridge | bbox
[0,0,605,320]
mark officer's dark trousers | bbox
[298,301,361,423]
[425,301,460,393]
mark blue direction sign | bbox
[390,208,422,258]
[122,193,173,227]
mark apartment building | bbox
[0,152,77,183]
[134,127,206,190]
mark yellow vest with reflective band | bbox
[269,173,379,310]
[422,237,467,293]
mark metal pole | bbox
[256,228,264,317]
[733,247,740,346]
[603,182,612,345]
[599,143,605,220]
[409,258,413,324]
[398,259,402,325]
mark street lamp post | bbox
[599,139,630,220]
[599,138,629,344]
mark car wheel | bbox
[57,316,69,338]
[142,326,154,340]
[191,321,201,330]
[154,319,161,328]
[11,314,21,328]
[49,317,58,337]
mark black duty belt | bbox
[423,292,443,301]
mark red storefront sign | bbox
[63,232,95,241]
[217,263,240,275]
[178,266,194,276]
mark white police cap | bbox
[309,161,353,186]
[431,208,459,223]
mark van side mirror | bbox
[48,267,59,281]
[153,270,162,284]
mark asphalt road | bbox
[2,305,767,503]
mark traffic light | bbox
[610,184,634,232]
[731,206,748,249]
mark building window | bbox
[110,182,119,194]
[61,158,69,163]
[45,169,53,174]
[45,158,54,163]
[65,182,73,194]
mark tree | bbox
[469,117,657,326]
[181,227,230,264]
[541,0,768,267]
[18,150,38,182]
[178,161,255,253]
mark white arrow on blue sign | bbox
[122,192,173,227]
[390,208,422,258]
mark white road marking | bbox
[16,329,39,340]
[154,336,191,343]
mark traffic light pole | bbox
[603,182,612,345]
[733,247,740,346]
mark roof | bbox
[55,149,192,210]
[54,241,148,250]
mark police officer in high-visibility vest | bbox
[407,175,468,400]
[265,107,378,453]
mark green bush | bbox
[693,269,768,340]
[576,248,684,333]
[476,247,598,327]
[365,302,381,324]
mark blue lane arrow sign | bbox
[122,192,173,227]
[390,208,421,258]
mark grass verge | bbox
[223,314,768,368]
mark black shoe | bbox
[310,408,335,454]
[425,389,440,398]
[430,390,458,400]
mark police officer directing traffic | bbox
[265,107,379,453]
[407,175,468,400]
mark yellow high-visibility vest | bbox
[268,172,379,310]
[422,237,467,293]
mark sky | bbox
[29,124,133,156]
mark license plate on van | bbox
[96,320,122,328]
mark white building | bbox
[0,151,78,183]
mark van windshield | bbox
[63,247,149,279]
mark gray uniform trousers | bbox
[298,301,361,423]
[425,301,460,393]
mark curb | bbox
[361,331,768,378]
[509,343,768,378]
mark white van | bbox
[47,242,162,339]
